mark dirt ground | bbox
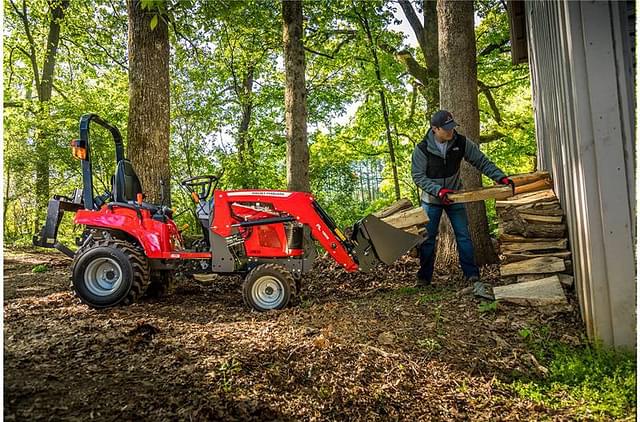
[5,247,589,421]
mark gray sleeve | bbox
[411,146,441,197]
[463,138,507,182]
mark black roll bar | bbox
[78,114,124,210]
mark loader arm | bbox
[212,190,359,271]
[211,190,423,272]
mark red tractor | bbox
[34,114,421,311]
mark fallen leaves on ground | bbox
[4,248,586,421]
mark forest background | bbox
[3,0,535,246]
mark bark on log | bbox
[499,233,565,243]
[493,275,567,305]
[517,273,574,287]
[520,213,563,224]
[499,221,567,238]
[496,189,557,207]
[500,256,566,276]
[381,206,428,229]
[523,222,566,238]
[500,239,568,253]
[514,178,552,195]
[509,171,551,186]
[514,201,562,214]
[374,199,414,219]
[447,185,512,203]
[501,250,572,263]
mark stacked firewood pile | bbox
[373,171,574,307]
[494,172,573,305]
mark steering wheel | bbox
[181,175,219,201]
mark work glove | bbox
[499,177,515,195]
[437,188,455,205]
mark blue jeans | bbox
[418,202,479,282]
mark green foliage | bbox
[417,337,441,353]
[416,292,445,305]
[478,300,498,313]
[4,0,535,248]
[31,264,48,273]
[507,342,636,419]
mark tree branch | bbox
[478,130,505,144]
[398,0,425,52]
[478,37,510,56]
[478,80,502,124]
[304,45,335,59]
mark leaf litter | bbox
[4,248,587,421]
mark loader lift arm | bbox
[211,190,422,272]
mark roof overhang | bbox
[507,1,528,65]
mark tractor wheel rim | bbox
[84,257,123,297]
[252,275,284,309]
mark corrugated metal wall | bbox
[524,1,636,348]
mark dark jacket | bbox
[411,129,506,205]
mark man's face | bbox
[433,126,455,142]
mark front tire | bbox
[72,239,150,308]
[242,264,293,311]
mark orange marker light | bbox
[191,191,200,203]
[70,140,87,160]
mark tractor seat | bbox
[112,159,159,213]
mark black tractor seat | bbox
[112,159,161,214]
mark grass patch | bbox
[505,341,636,419]
[393,287,421,296]
[31,264,48,273]
[416,292,444,305]
[478,300,498,313]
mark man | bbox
[411,110,513,292]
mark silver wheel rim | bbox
[84,257,124,297]
[251,275,285,309]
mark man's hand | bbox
[499,177,515,194]
[438,188,455,205]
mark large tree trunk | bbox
[283,0,310,192]
[127,0,171,204]
[436,0,498,267]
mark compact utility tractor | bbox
[34,114,422,311]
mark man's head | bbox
[430,110,458,142]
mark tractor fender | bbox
[74,207,182,259]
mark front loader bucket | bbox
[351,214,423,272]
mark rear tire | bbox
[242,264,293,311]
[72,239,150,308]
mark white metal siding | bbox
[524,1,636,348]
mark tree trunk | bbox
[436,0,498,267]
[127,0,171,205]
[283,0,310,192]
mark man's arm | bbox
[463,138,507,181]
[411,146,441,197]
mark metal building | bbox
[507,1,636,348]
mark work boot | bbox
[473,280,494,300]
